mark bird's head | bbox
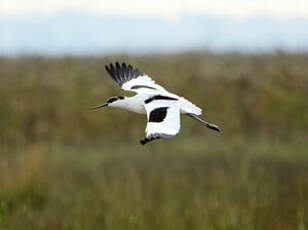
[90,96,125,110]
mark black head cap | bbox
[107,96,124,104]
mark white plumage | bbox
[144,99,180,140]
[91,62,220,145]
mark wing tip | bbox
[105,62,144,87]
[140,132,174,145]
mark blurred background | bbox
[1,0,308,229]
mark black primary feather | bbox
[140,132,172,145]
[140,135,161,145]
[105,62,145,87]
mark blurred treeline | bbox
[1,52,308,146]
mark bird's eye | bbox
[107,97,117,103]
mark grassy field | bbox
[0,53,308,229]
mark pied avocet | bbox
[91,62,220,145]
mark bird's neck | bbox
[110,97,146,114]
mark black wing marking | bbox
[105,62,144,87]
[148,107,169,122]
[140,134,161,145]
[145,95,178,104]
[131,85,157,90]
[140,133,172,145]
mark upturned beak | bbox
[89,103,108,110]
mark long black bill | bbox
[89,103,108,110]
[186,113,221,132]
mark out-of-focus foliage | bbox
[0,53,307,145]
[0,140,308,230]
[0,53,308,230]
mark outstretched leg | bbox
[186,113,221,132]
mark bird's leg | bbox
[186,113,221,132]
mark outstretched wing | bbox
[105,62,167,93]
[141,99,181,145]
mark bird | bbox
[91,62,220,145]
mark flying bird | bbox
[91,62,220,145]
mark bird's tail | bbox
[186,113,220,132]
[180,97,202,115]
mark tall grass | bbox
[0,53,307,229]
[1,53,307,145]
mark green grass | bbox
[0,52,308,229]
[0,138,307,230]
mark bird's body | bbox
[108,91,201,115]
[91,62,220,145]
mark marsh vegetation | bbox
[0,53,307,229]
